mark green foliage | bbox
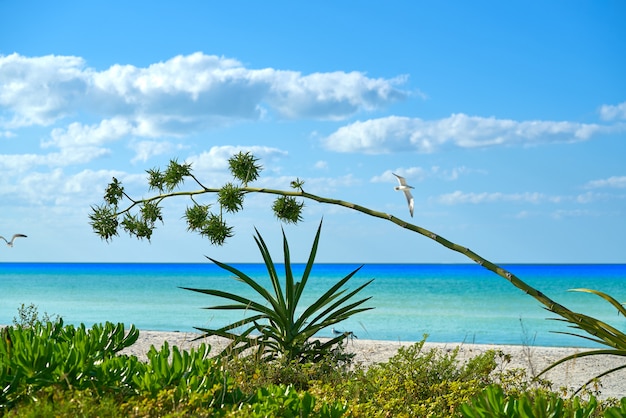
[218,183,245,213]
[148,159,192,193]
[224,345,354,393]
[604,398,626,418]
[235,384,348,418]
[183,219,373,363]
[12,304,59,329]
[89,204,120,241]
[539,287,626,394]
[0,320,139,408]
[203,213,234,245]
[228,151,262,185]
[325,337,500,417]
[132,340,241,405]
[90,151,306,245]
[460,385,603,418]
[272,195,305,224]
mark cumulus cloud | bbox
[0,52,408,133]
[371,168,426,184]
[599,101,626,121]
[0,167,131,206]
[322,114,612,153]
[186,145,288,175]
[584,176,626,189]
[372,166,483,184]
[0,54,89,127]
[130,140,184,164]
[436,191,548,205]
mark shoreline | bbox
[120,330,626,400]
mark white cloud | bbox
[371,168,426,183]
[1,52,408,133]
[323,114,611,153]
[314,160,328,169]
[436,191,547,205]
[0,54,89,127]
[551,209,593,219]
[372,166,482,183]
[0,147,111,172]
[584,176,626,189]
[130,140,184,164]
[186,145,288,174]
[44,117,134,149]
[267,71,408,120]
[0,168,130,206]
[599,101,626,121]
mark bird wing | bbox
[392,173,408,186]
[403,190,414,217]
[0,236,7,243]
[12,234,27,239]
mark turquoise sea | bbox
[1,263,625,347]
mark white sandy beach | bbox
[120,330,626,400]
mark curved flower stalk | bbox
[182,220,373,362]
[90,152,625,378]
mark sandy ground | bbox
[120,330,626,400]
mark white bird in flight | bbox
[0,234,27,247]
[393,173,414,217]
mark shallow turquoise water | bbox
[1,263,625,347]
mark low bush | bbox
[309,337,500,417]
[460,384,605,418]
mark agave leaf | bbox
[301,278,373,329]
[543,348,626,373]
[181,287,276,317]
[298,266,365,324]
[293,220,324,309]
[569,288,626,317]
[253,227,287,317]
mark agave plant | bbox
[540,287,626,393]
[182,219,373,363]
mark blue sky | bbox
[1,1,625,263]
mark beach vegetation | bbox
[12,303,60,329]
[182,219,373,363]
[1,320,624,417]
[319,337,501,417]
[538,287,626,395]
[90,151,626,386]
[460,384,601,418]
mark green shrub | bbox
[460,384,604,418]
[0,320,139,408]
[12,303,60,329]
[224,343,354,393]
[317,337,499,417]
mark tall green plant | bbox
[539,288,626,394]
[183,219,373,362]
[90,151,625,379]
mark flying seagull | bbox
[393,173,414,217]
[0,234,27,247]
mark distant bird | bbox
[393,173,414,217]
[332,327,357,339]
[0,234,27,247]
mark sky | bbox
[1,1,625,264]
